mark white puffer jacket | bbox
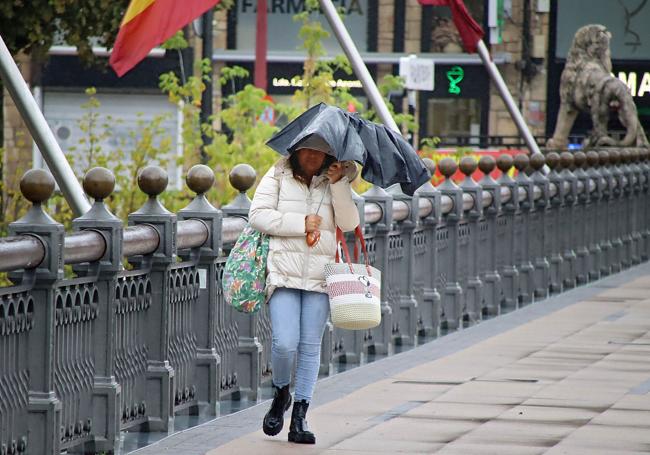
[249,157,360,298]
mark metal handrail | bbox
[177,219,209,250]
[0,235,45,272]
[0,169,630,271]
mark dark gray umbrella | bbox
[266,103,431,195]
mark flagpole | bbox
[200,9,214,163]
[319,0,400,133]
[0,35,90,216]
[476,40,541,155]
[254,0,268,91]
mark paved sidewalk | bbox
[133,262,650,455]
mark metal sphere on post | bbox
[83,167,116,201]
[496,154,514,175]
[529,153,545,171]
[459,156,478,178]
[513,153,530,172]
[224,164,257,213]
[186,164,215,196]
[573,151,587,169]
[598,150,610,166]
[437,157,458,180]
[20,168,55,206]
[229,164,257,194]
[138,166,168,199]
[586,151,599,168]
[559,152,574,170]
[478,155,496,176]
[545,152,560,170]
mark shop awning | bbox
[211,50,511,65]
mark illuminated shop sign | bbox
[272,77,362,88]
[616,72,650,97]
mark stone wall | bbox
[489,0,550,139]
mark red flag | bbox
[418,0,484,53]
[110,0,221,77]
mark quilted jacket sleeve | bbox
[330,175,360,232]
[249,167,307,237]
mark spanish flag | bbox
[110,0,221,77]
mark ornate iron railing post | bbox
[495,155,519,308]
[572,152,591,285]
[528,154,550,299]
[640,150,650,260]
[386,186,419,345]
[559,152,578,289]
[477,156,502,316]
[177,165,222,415]
[362,186,394,355]
[222,164,265,400]
[436,159,464,330]
[513,154,535,304]
[458,157,483,324]
[7,169,63,455]
[619,150,635,268]
[608,150,625,273]
[629,150,643,265]
[597,151,614,275]
[414,159,442,336]
[545,152,564,293]
[127,166,176,432]
[70,168,122,453]
[585,151,603,280]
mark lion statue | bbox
[546,24,649,149]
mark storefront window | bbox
[426,98,481,141]
[233,0,369,54]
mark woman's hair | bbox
[289,151,336,184]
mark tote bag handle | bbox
[335,226,373,276]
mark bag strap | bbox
[335,226,373,276]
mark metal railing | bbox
[1,148,649,454]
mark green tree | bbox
[0,1,129,59]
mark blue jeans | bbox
[269,288,330,402]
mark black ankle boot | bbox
[288,399,315,444]
[263,384,292,436]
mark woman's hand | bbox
[327,162,345,184]
[305,214,322,233]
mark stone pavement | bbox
[132,262,650,455]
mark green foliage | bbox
[161,31,189,51]
[0,0,130,60]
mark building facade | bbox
[4,0,587,187]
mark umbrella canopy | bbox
[266,103,431,196]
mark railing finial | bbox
[186,165,215,196]
[559,152,574,170]
[545,152,560,170]
[83,167,115,201]
[529,153,545,172]
[459,156,478,178]
[229,164,256,194]
[437,157,457,180]
[20,168,55,205]
[223,164,257,213]
[573,151,587,169]
[138,166,168,199]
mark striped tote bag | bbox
[324,226,381,330]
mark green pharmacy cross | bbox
[447,66,464,95]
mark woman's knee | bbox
[273,333,299,356]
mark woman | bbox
[249,137,360,444]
